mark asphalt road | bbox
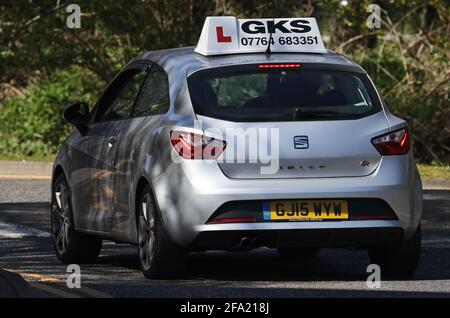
[0,179,449,298]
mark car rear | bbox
[135,14,423,278]
[152,57,422,255]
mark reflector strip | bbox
[208,217,257,224]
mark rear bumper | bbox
[150,154,422,248]
[190,227,403,251]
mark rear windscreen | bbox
[187,66,382,122]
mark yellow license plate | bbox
[263,200,349,221]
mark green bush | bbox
[0,66,104,158]
[350,47,449,165]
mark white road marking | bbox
[422,238,450,247]
[0,221,50,238]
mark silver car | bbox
[52,47,422,279]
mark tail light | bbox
[170,130,226,160]
[371,128,410,155]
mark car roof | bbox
[132,46,366,76]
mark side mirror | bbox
[63,102,90,135]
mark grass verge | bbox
[417,164,450,180]
[0,155,55,162]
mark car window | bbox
[132,65,170,117]
[188,67,381,122]
[97,70,146,122]
[209,74,266,108]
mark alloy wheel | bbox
[138,192,156,270]
[52,183,72,255]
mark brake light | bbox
[257,63,301,69]
[170,130,226,160]
[371,128,410,155]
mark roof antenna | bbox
[265,19,274,55]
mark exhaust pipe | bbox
[239,237,263,250]
[239,237,251,249]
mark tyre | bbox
[51,174,102,264]
[368,224,421,278]
[137,184,187,279]
[277,247,320,259]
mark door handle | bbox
[106,136,117,145]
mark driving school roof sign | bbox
[195,16,327,56]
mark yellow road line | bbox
[16,271,63,283]
[6,269,113,298]
[0,175,51,180]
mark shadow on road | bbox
[0,190,449,286]
[94,190,450,283]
